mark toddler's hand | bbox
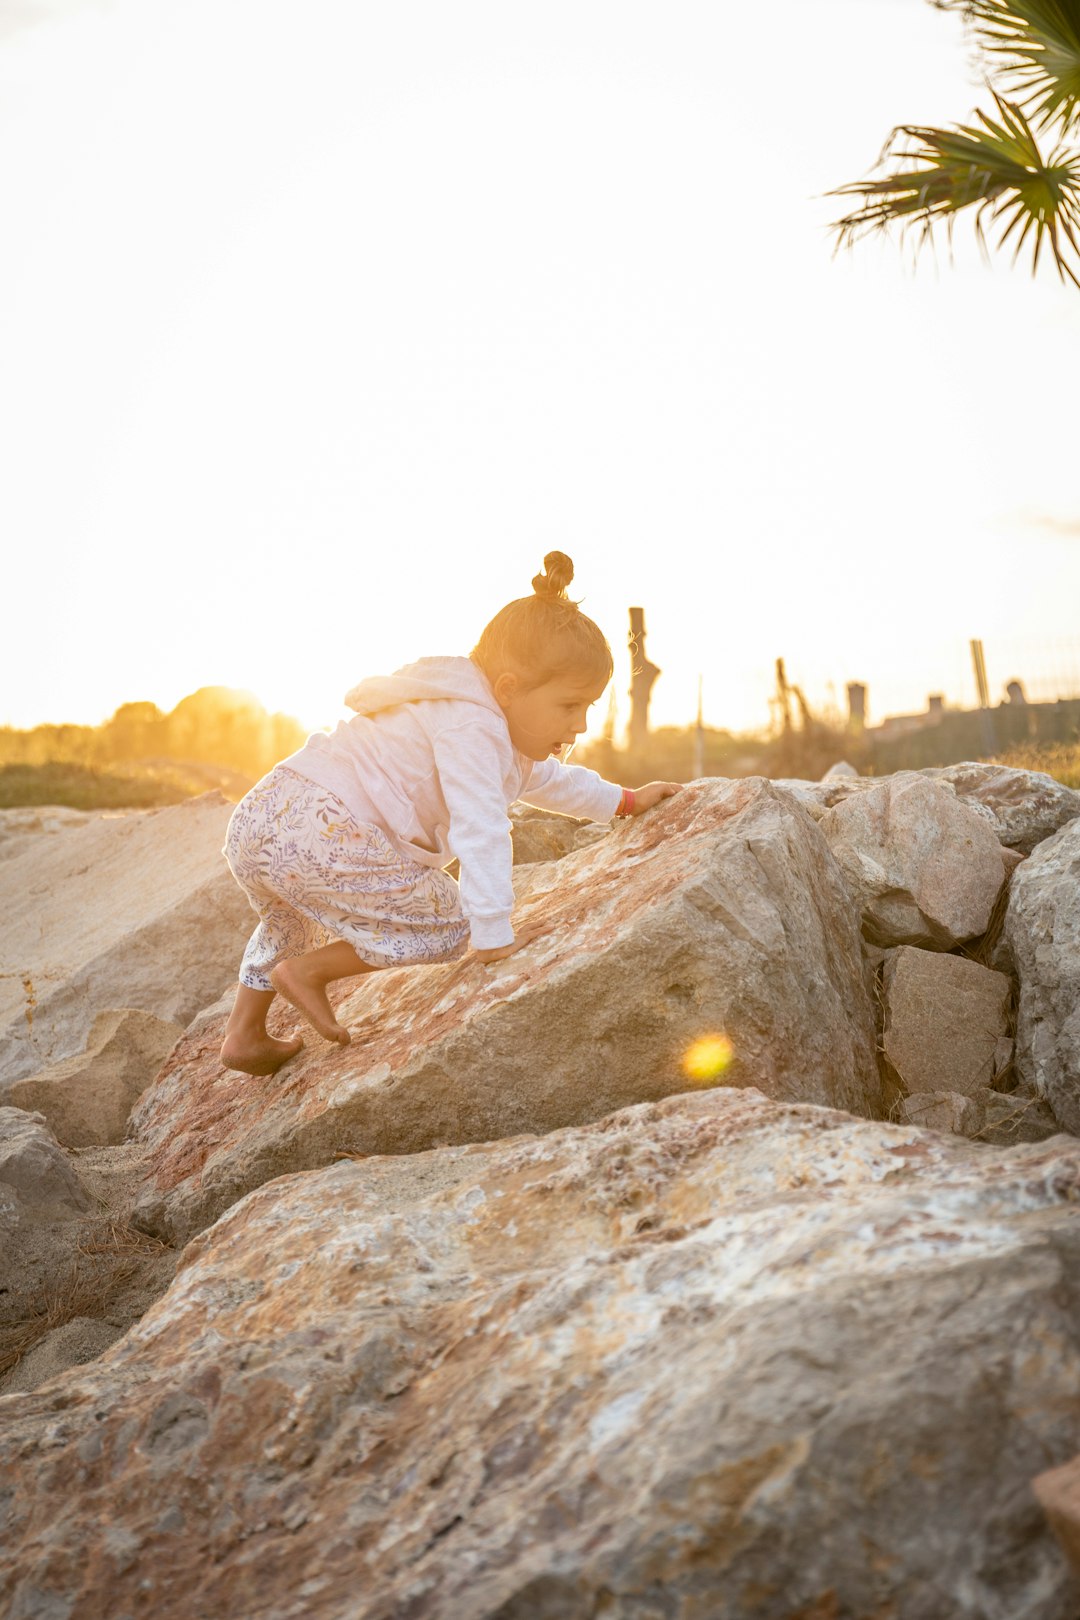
[628,781,683,814]
[474,921,545,965]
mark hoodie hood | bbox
[344,656,504,720]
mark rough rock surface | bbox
[1035,1454,1080,1577]
[895,1089,982,1135]
[893,1084,1060,1145]
[0,1107,91,1222]
[130,778,880,1243]
[0,794,253,1087]
[882,947,1013,1100]
[820,775,1005,948]
[508,804,610,864]
[775,763,1080,857]
[924,762,1080,854]
[4,1090,1080,1620]
[1006,817,1080,1134]
[2,1008,182,1146]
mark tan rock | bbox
[882,947,1013,1100]
[130,778,879,1242]
[0,794,255,1087]
[509,804,609,864]
[4,1091,1080,1619]
[820,775,1005,948]
[2,1009,182,1147]
[1034,1454,1080,1577]
[1001,845,1026,878]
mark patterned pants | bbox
[224,766,470,991]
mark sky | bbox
[2,0,1079,740]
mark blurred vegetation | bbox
[5,685,1078,814]
[576,715,857,786]
[994,742,1080,789]
[0,688,307,809]
[0,762,242,811]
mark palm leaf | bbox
[830,93,1080,285]
[937,0,1080,130]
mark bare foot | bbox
[270,961,352,1046]
[220,1031,304,1076]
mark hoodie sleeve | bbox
[431,722,517,950]
[518,758,623,821]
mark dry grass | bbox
[0,1217,172,1380]
[993,742,1080,790]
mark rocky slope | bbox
[3,763,1080,1614]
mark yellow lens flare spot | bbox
[681,1033,734,1086]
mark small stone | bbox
[0,1108,91,1217]
[894,1091,982,1135]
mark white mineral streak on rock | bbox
[882,947,1012,1099]
[3,1091,1080,1620]
[129,779,880,1244]
[0,795,253,1088]
[820,775,1005,949]
[1007,817,1080,1134]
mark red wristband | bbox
[616,787,636,818]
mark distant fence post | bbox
[970,639,998,754]
[628,608,660,753]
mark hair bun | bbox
[531,552,575,600]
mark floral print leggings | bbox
[224,766,470,991]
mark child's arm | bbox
[432,723,531,955]
[520,758,683,821]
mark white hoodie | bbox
[281,656,622,949]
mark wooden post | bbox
[692,675,705,779]
[628,608,660,753]
[970,639,998,754]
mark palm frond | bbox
[830,93,1080,286]
[936,1,1080,130]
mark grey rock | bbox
[1006,817,1080,1133]
[0,1108,90,1218]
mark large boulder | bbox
[923,762,1080,854]
[0,794,254,1087]
[3,1009,182,1146]
[1005,817,1080,1134]
[819,775,1005,948]
[130,778,880,1243]
[4,1090,1080,1620]
[774,763,1080,859]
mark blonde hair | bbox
[472,552,613,690]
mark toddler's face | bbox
[498,675,607,762]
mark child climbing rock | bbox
[220,552,681,1073]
